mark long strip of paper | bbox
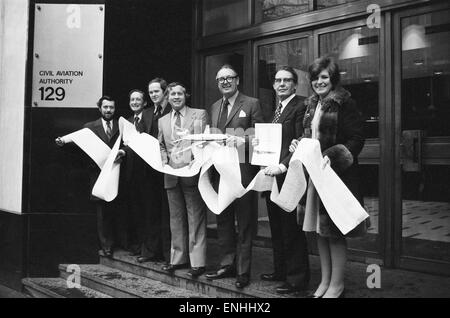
[60,128,111,169]
[286,138,369,235]
[124,120,368,233]
[91,135,122,202]
[62,118,368,234]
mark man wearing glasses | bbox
[260,66,310,295]
[205,64,263,289]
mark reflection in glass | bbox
[317,0,360,10]
[319,25,380,253]
[320,26,380,138]
[258,38,311,122]
[202,0,249,36]
[401,10,450,263]
[255,0,310,23]
[401,11,450,137]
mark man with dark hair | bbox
[148,78,170,136]
[148,77,172,263]
[260,65,310,295]
[205,64,263,288]
[56,95,121,258]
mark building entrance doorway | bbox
[393,5,450,275]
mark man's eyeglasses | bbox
[216,76,237,84]
[274,78,294,84]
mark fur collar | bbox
[305,86,351,110]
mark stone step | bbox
[99,250,291,298]
[59,264,205,298]
[22,277,111,298]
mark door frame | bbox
[393,1,450,275]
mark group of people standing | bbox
[56,56,366,298]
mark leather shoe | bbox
[137,256,159,263]
[187,267,206,278]
[306,291,323,298]
[260,272,285,281]
[235,274,250,289]
[162,263,188,273]
[205,266,236,280]
[276,283,303,295]
[102,249,113,259]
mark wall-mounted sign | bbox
[32,4,105,107]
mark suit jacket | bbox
[83,118,120,200]
[158,106,209,189]
[128,107,153,135]
[273,95,306,169]
[303,87,365,201]
[149,104,172,138]
[209,92,263,186]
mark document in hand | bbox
[251,123,282,166]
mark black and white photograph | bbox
[0,0,449,303]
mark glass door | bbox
[254,32,313,239]
[316,20,382,258]
[394,5,450,275]
[201,45,249,110]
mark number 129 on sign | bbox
[38,86,66,101]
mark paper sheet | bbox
[251,123,282,166]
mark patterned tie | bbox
[218,98,229,133]
[106,121,112,140]
[173,111,181,138]
[272,102,283,123]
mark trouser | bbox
[216,191,257,276]
[166,179,207,267]
[266,196,310,289]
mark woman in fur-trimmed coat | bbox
[289,56,365,298]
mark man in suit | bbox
[205,65,263,288]
[117,89,165,263]
[147,78,172,264]
[158,82,209,278]
[55,95,121,258]
[260,66,310,294]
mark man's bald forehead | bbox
[216,67,238,79]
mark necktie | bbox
[155,105,162,120]
[106,121,112,140]
[134,116,140,131]
[173,111,181,138]
[272,102,283,123]
[218,98,229,132]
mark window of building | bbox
[254,0,311,23]
[202,0,250,36]
[258,37,311,122]
[316,0,360,10]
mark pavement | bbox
[206,238,450,298]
